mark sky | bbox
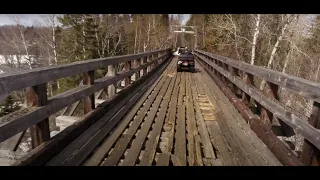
[0,14,191,26]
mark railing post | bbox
[26,84,50,149]
[124,61,132,87]
[83,70,95,114]
[301,101,320,166]
[260,82,279,126]
[242,73,254,106]
[133,59,140,81]
[107,65,116,98]
[142,57,147,76]
[147,55,152,73]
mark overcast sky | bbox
[0,14,191,26]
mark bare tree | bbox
[259,14,297,90]
[9,15,33,69]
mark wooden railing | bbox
[0,48,172,150]
[194,49,320,166]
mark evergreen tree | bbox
[0,95,21,117]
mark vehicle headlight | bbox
[178,61,182,64]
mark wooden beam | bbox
[195,49,320,104]
[0,49,170,96]
[26,84,50,149]
[83,70,95,114]
[198,58,303,166]
[0,57,163,144]
[13,53,171,166]
[300,101,320,166]
[124,61,132,87]
[195,53,320,151]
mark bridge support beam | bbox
[301,101,320,166]
[26,84,50,149]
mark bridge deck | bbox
[45,58,282,166]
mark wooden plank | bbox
[194,135,204,166]
[101,72,172,166]
[47,59,173,166]
[165,72,180,154]
[14,56,171,166]
[157,68,181,166]
[83,70,95,114]
[0,131,25,151]
[83,61,175,166]
[0,61,156,144]
[124,61,132,87]
[185,74,197,166]
[196,54,320,151]
[195,50,320,103]
[26,83,50,149]
[0,49,170,95]
[139,67,177,166]
[156,153,170,166]
[47,81,149,165]
[120,73,174,166]
[191,75,219,166]
[196,69,269,166]
[107,64,117,98]
[173,72,186,166]
[198,63,282,166]
[300,101,320,166]
[198,59,303,166]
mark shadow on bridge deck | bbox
[41,58,282,166]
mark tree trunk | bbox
[260,15,292,90]
[250,14,261,65]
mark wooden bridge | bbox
[0,48,319,166]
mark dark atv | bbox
[177,50,195,72]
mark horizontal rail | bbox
[194,51,320,150]
[13,55,172,166]
[0,49,169,95]
[198,59,303,166]
[0,49,171,147]
[195,49,320,103]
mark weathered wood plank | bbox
[83,60,175,166]
[185,74,197,166]
[192,74,222,166]
[165,73,180,155]
[47,58,173,166]
[198,58,303,166]
[101,65,173,166]
[0,60,158,144]
[300,101,320,166]
[195,49,320,103]
[195,54,320,151]
[194,135,204,166]
[13,56,171,166]
[173,72,186,166]
[121,73,173,166]
[156,153,170,166]
[0,131,25,151]
[26,83,50,149]
[139,69,176,166]
[198,66,281,166]
[0,49,169,95]
[83,70,95,114]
